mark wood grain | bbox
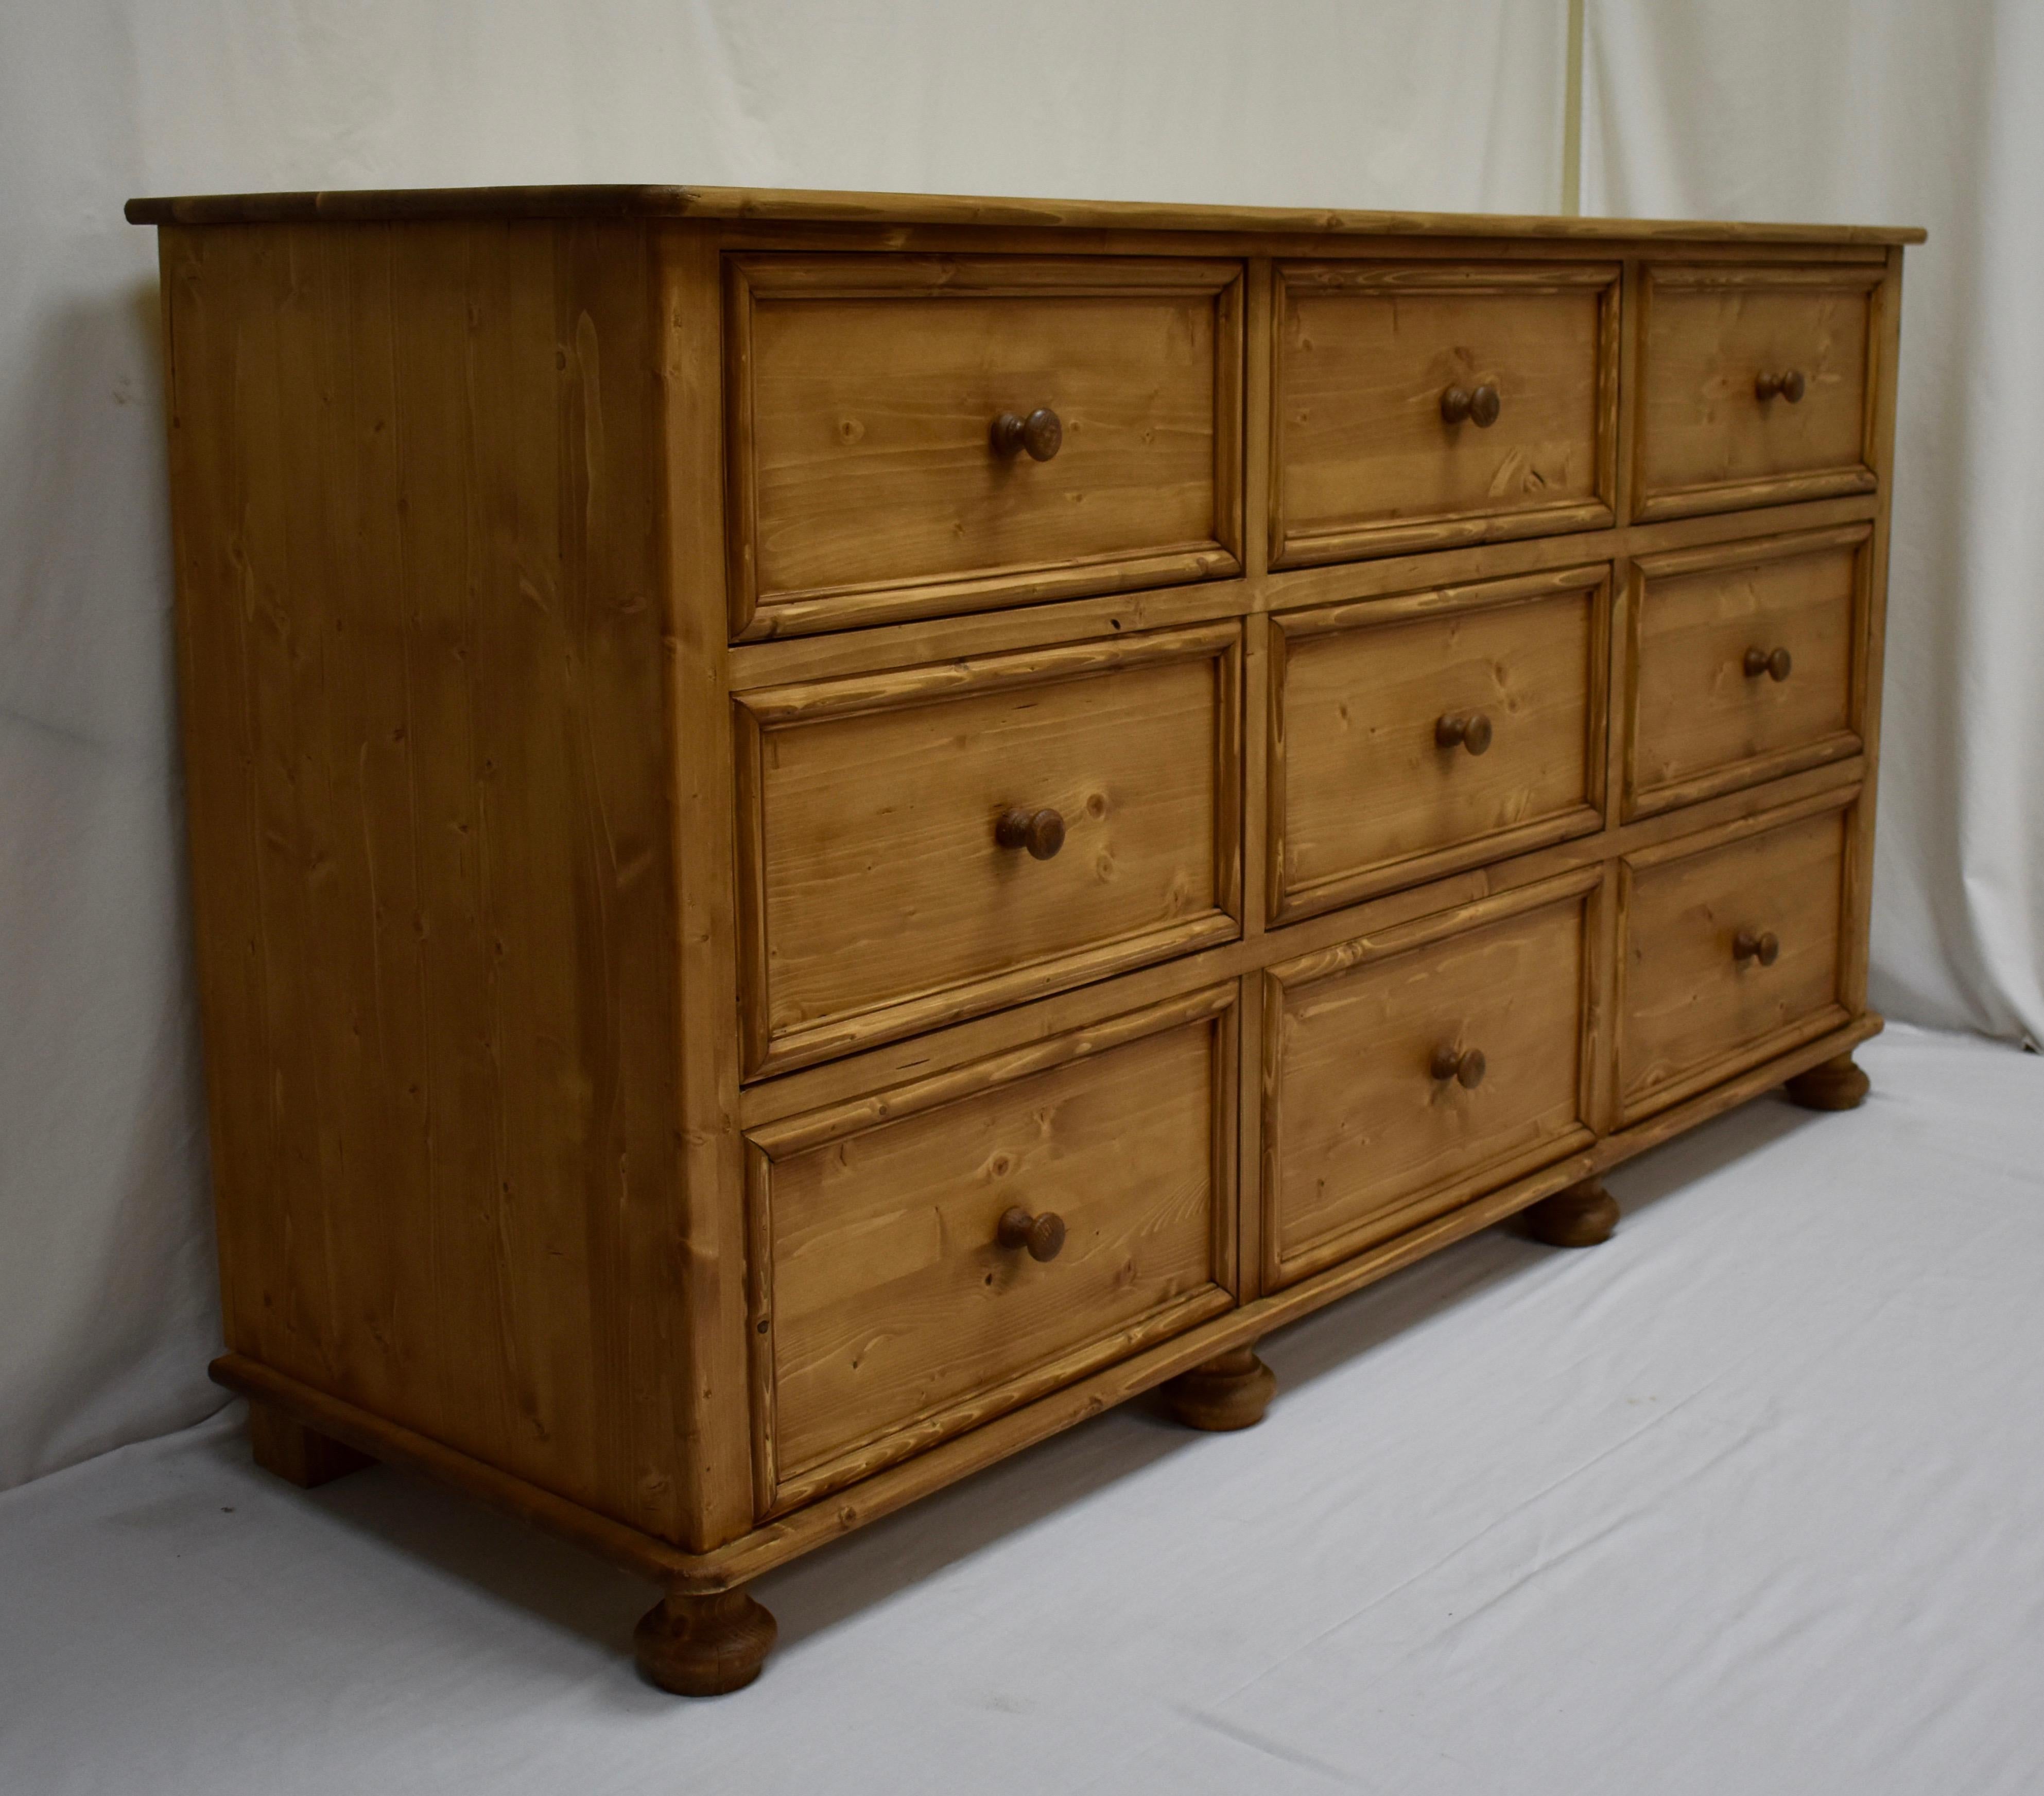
[1270,262,1619,566]
[727,256,1242,636]
[1633,264,1881,521]
[657,223,757,1550]
[1262,868,1600,1285]
[1268,566,1609,922]
[734,624,1241,1077]
[162,219,689,1541]
[142,193,1910,1682]
[1839,247,1907,1015]
[204,1005,1885,1597]
[1616,790,1854,1122]
[126,184,1928,245]
[750,989,1236,1510]
[1624,524,1869,817]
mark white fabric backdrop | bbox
[0,0,1569,1490]
[1584,0,2044,1044]
[2,0,2037,1496]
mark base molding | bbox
[210,1010,1883,1597]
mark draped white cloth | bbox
[1584,0,2044,1046]
[3,1023,2040,1792]
[1,0,2036,1499]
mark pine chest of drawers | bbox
[129,184,1919,1694]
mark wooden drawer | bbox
[1261,871,1600,1287]
[748,988,1237,1512]
[1623,526,1869,818]
[734,624,1242,1078]
[1616,795,1853,1124]
[1269,567,1610,923]
[1270,261,1619,568]
[1634,264,1882,522]
[726,255,1243,638]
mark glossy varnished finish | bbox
[139,187,1909,1693]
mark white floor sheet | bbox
[3,1022,2039,1795]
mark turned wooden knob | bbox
[1440,383,1501,428]
[1434,711,1494,755]
[998,1206,1066,1262]
[991,406,1063,461]
[1733,928,1781,966]
[1744,646,1793,682]
[995,806,1065,861]
[1755,369,1807,403]
[1430,1043,1487,1089]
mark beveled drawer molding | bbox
[725,255,1245,639]
[135,181,1913,1696]
[1622,524,1870,818]
[744,983,1238,1515]
[1269,260,1620,568]
[1261,867,1603,1287]
[1633,263,1883,523]
[1268,564,1611,923]
[733,622,1243,1078]
[1615,787,1856,1124]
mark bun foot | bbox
[1158,1346,1276,1431]
[1785,1052,1870,1111]
[635,1589,777,1697]
[1525,1178,1618,1248]
[248,1399,374,1488]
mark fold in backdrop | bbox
[1,0,2037,1494]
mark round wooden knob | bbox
[1734,928,1781,966]
[1434,711,1494,755]
[1744,646,1793,682]
[995,806,1065,861]
[998,1206,1066,1262]
[991,407,1063,461]
[1430,1044,1487,1089]
[1440,383,1502,428]
[1756,369,1808,404]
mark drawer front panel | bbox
[1270,568,1609,922]
[1624,526,1868,818]
[1271,261,1618,567]
[1635,265,1880,521]
[736,625,1241,1078]
[1263,874,1599,1287]
[752,990,1236,1511]
[1617,797,1852,1123]
[729,256,1243,637]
